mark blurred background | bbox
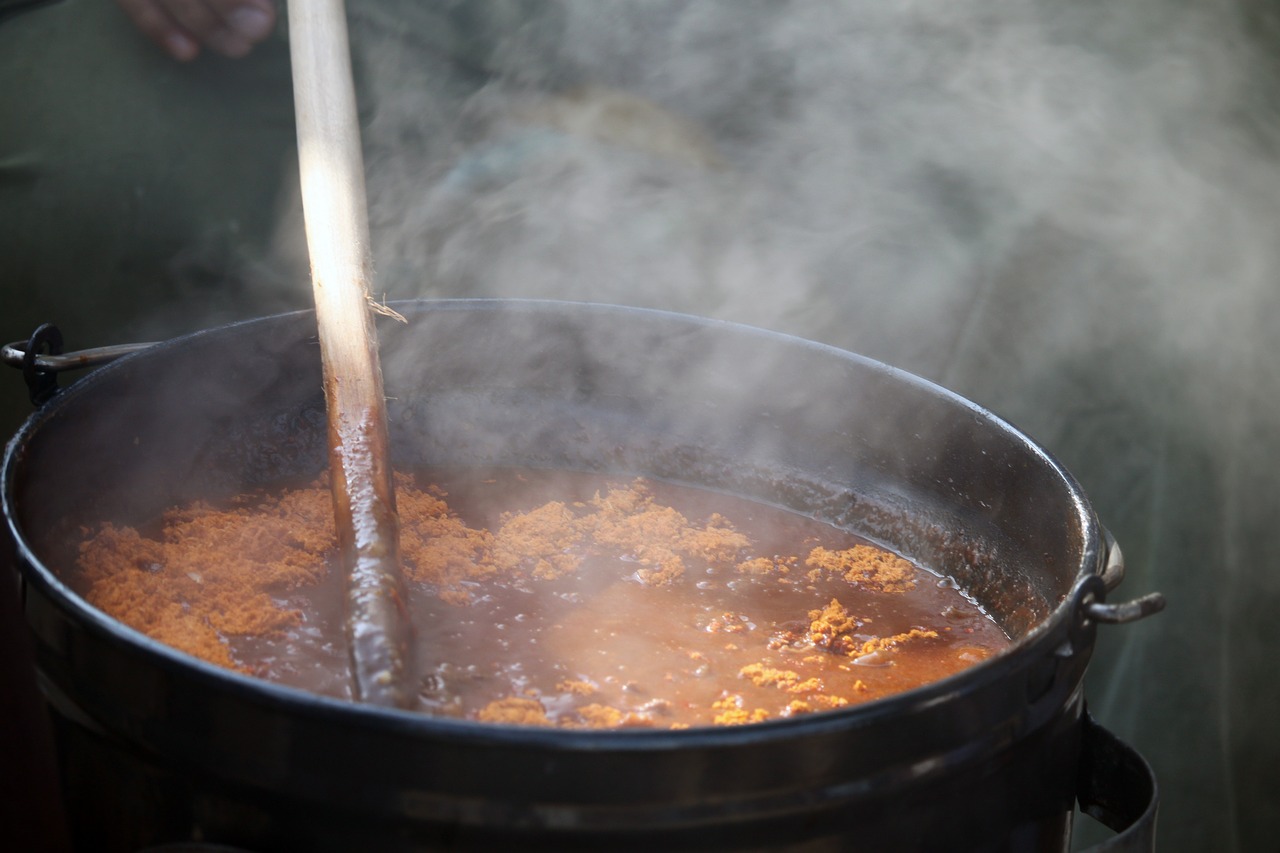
[3,1,1278,849]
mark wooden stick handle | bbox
[287,0,410,708]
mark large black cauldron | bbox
[3,300,1159,851]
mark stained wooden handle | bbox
[287,0,410,708]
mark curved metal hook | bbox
[1084,593,1167,625]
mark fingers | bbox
[115,0,199,60]
[115,0,277,62]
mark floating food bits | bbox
[74,471,1009,729]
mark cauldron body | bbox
[4,300,1142,851]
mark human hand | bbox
[114,0,277,61]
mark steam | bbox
[264,1,1277,848]
[290,1,1273,395]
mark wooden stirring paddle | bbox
[287,0,410,708]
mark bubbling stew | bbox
[73,469,1010,728]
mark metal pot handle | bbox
[2,324,155,406]
[1083,529,1166,625]
[1076,711,1159,852]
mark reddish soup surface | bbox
[73,469,1011,728]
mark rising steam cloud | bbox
[320,0,1280,392]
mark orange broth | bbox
[74,469,1010,728]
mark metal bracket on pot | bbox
[10,324,63,407]
[1068,538,1163,852]
[1076,711,1160,852]
[1083,594,1166,625]
[2,326,155,407]
[1078,529,1167,626]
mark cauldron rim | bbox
[3,298,1104,747]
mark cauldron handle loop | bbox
[1099,527,1125,592]
[1084,529,1167,625]
[21,324,63,407]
